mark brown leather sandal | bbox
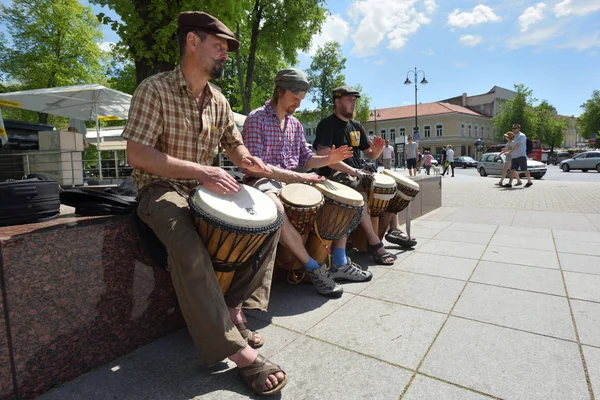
[367,242,395,265]
[235,322,264,349]
[239,354,287,396]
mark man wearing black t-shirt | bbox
[313,86,396,266]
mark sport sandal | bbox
[367,242,395,265]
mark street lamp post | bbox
[370,109,381,138]
[404,67,428,139]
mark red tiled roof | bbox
[369,102,487,122]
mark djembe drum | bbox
[351,173,397,252]
[274,183,324,283]
[305,180,364,266]
[188,184,283,294]
[379,170,420,239]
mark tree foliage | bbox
[493,84,537,138]
[0,0,104,123]
[534,100,566,152]
[92,0,326,115]
[353,84,371,123]
[306,41,347,120]
[578,90,600,147]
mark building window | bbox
[390,128,396,141]
[487,126,491,138]
[468,124,472,137]
[461,124,465,136]
[380,129,386,140]
[399,127,406,137]
[368,130,374,136]
[474,124,478,138]
[436,124,443,137]
[424,125,431,138]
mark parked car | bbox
[453,156,477,168]
[477,152,547,179]
[546,151,571,165]
[559,151,600,172]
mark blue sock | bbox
[332,248,347,268]
[303,258,320,272]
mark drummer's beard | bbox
[340,105,355,120]
[210,59,225,79]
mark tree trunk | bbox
[242,0,263,115]
[135,59,175,85]
[235,24,249,115]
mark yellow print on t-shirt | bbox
[349,131,360,147]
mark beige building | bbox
[363,102,493,159]
[559,115,581,148]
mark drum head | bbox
[372,173,397,189]
[191,184,278,227]
[382,170,420,191]
[279,183,323,207]
[314,180,364,206]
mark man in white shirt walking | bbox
[442,144,455,177]
[404,137,418,176]
[382,139,394,169]
[503,123,533,188]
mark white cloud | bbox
[459,34,483,46]
[308,14,350,55]
[555,0,600,17]
[455,62,467,68]
[97,42,116,52]
[422,47,435,56]
[505,25,561,49]
[448,5,501,29]
[519,3,546,33]
[348,0,438,57]
[559,32,600,51]
[375,59,386,65]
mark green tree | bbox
[493,84,537,140]
[306,41,347,119]
[0,0,104,123]
[578,90,600,148]
[533,100,566,153]
[232,0,326,114]
[353,84,371,123]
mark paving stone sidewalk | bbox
[37,177,600,400]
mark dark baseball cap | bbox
[332,86,361,99]
[274,68,311,93]
[177,11,240,52]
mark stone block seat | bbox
[0,212,184,400]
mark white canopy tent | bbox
[0,84,131,179]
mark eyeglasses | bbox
[512,127,519,130]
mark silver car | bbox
[559,151,600,172]
[477,152,547,179]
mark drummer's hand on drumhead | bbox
[299,172,326,183]
[200,166,240,194]
[327,145,354,164]
[242,155,272,175]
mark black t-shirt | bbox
[313,114,370,176]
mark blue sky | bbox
[2,0,599,117]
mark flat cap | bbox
[332,86,361,99]
[178,11,239,52]
[274,68,311,93]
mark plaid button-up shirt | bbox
[121,66,243,194]
[242,101,312,172]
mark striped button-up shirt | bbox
[242,101,312,172]
[121,66,243,194]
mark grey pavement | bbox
[37,174,600,400]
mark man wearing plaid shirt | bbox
[122,11,286,396]
[243,68,373,298]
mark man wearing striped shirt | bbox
[243,68,373,298]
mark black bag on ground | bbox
[0,175,61,226]
[60,188,137,216]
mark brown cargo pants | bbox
[136,182,279,365]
